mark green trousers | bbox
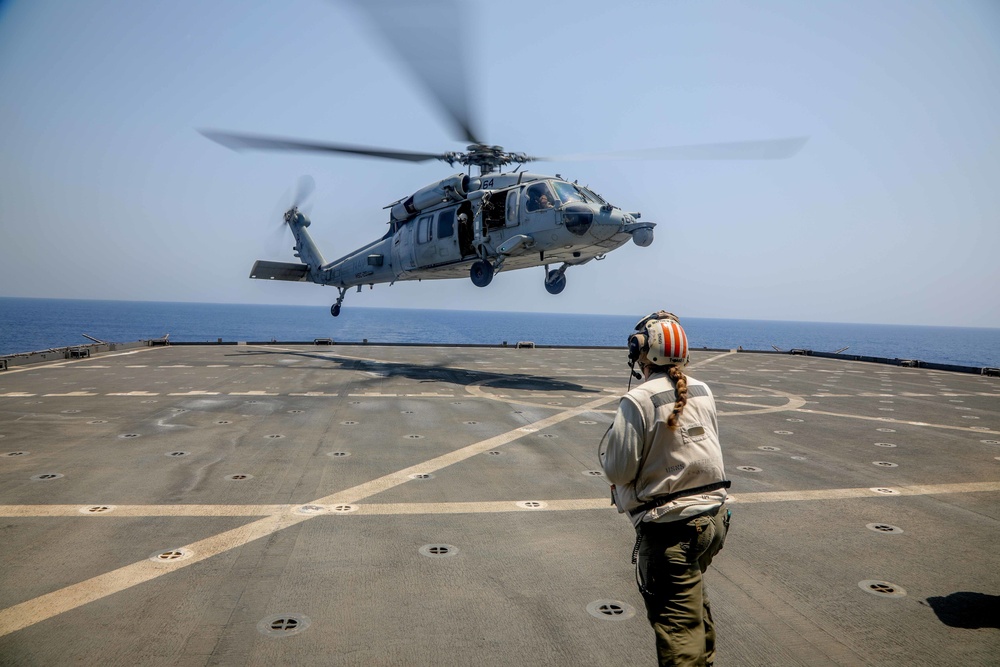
[636,507,729,667]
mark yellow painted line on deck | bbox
[0,392,620,636]
[0,351,740,637]
[0,505,289,517]
[3,481,996,520]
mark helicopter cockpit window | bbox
[580,186,607,205]
[417,215,433,244]
[437,209,455,239]
[551,181,586,205]
[525,183,556,212]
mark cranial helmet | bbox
[627,311,689,374]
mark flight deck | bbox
[1,344,998,665]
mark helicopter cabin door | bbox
[411,208,462,268]
[393,218,418,272]
[413,214,437,268]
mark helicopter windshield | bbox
[551,181,586,205]
[578,186,607,205]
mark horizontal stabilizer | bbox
[250,260,310,282]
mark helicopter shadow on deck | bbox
[227,349,602,395]
[922,592,1000,629]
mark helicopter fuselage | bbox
[249,172,654,314]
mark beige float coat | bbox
[600,372,728,527]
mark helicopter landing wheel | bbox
[470,260,494,288]
[331,304,341,317]
[544,269,566,295]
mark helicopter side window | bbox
[437,209,455,239]
[417,215,433,244]
[525,183,555,212]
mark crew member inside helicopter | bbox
[526,183,555,212]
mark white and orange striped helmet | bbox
[628,311,689,368]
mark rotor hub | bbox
[447,144,530,174]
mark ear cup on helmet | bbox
[628,332,646,365]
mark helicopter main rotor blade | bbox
[342,0,481,145]
[200,130,449,163]
[535,137,809,162]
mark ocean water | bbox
[1,297,998,369]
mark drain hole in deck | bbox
[586,600,636,621]
[859,580,907,598]
[149,548,193,562]
[80,505,115,514]
[257,614,311,637]
[420,544,458,558]
[866,523,904,534]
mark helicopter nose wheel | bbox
[544,268,567,295]
[470,260,494,288]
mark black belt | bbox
[628,480,731,520]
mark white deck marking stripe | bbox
[795,407,1000,434]
[0,346,164,375]
[0,351,735,636]
[4,481,996,519]
[0,394,618,636]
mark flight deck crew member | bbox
[599,311,731,667]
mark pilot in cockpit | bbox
[526,184,554,212]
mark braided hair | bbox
[639,354,689,430]
[666,365,688,430]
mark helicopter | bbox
[201,0,805,317]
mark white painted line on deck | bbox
[795,407,999,434]
[0,392,620,636]
[0,351,740,637]
[3,481,996,520]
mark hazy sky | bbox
[1,0,998,327]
